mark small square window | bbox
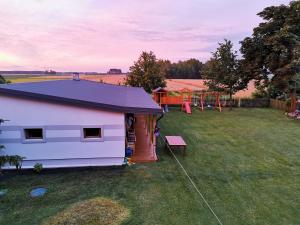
[83,128,102,139]
[24,128,43,139]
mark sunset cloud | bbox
[0,0,290,72]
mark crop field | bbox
[4,74,256,98]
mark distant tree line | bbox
[158,59,203,79]
[0,71,45,75]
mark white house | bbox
[0,77,161,169]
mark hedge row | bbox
[233,98,270,108]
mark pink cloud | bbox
[0,0,290,72]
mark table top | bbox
[165,136,187,146]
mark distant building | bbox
[45,70,56,75]
[107,69,122,74]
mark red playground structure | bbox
[152,88,223,113]
[153,87,193,114]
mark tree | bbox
[203,39,249,109]
[187,59,204,78]
[157,59,172,79]
[126,51,166,93]
[0,75,7,84]
[240,1,300,95]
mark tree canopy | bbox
[158,58,203,79]
[240,1,300,93]
[203,39,249,108]
[125,51,166,93]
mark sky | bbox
[0,0,291,72]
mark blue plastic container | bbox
[125,147,133,157]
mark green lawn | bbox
[1,108,300,225]
[4,76,68,83]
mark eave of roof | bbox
[0,80,162,114]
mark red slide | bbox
[184,102,192,114]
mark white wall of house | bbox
[0,95,125,168]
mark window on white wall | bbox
[83,128,102,139]
[80,126,103,142]
[24,128,44,139]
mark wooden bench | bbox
[165,136,187,156]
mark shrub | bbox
[8,155,25,171]
[233,98,270,108]
[0,155,8,171]
[33,163,43,173]
[44,197,130,225]
[0,155,25,173]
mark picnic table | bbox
[165,136,187,156]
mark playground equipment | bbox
[181,101,192,114]
[180,88,192,114]
[152,88,223,113]
[153,88,193,114]
[288,94,300,119]
[152,87,168,106]
[198,91,222,112]
[153,88,192,106]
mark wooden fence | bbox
[270,99,289,111]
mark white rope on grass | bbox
[159,134,224,225]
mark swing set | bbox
[152,88,224,113]
[197,91,223,112]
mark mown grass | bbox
[0,108,300,225]
[44,197,129,225]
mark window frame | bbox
[80,126,104,142]
[22,127,46,144]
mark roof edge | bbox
[0,88,162,114]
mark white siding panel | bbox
[46,130,81,138]
[104,129,125,137]
[2,141,124,159]
[0,130,21,139]
[0,95,124,126]
[0,95,126,168]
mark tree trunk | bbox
[229,92,233,110]
[290,92,297,112]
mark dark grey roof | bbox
[0,80,162,114]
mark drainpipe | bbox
[154,111,164,137]
[156,112,164,124]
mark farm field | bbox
[4,74,256,98]
[3,74,126,85]
[1,108,300,225]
